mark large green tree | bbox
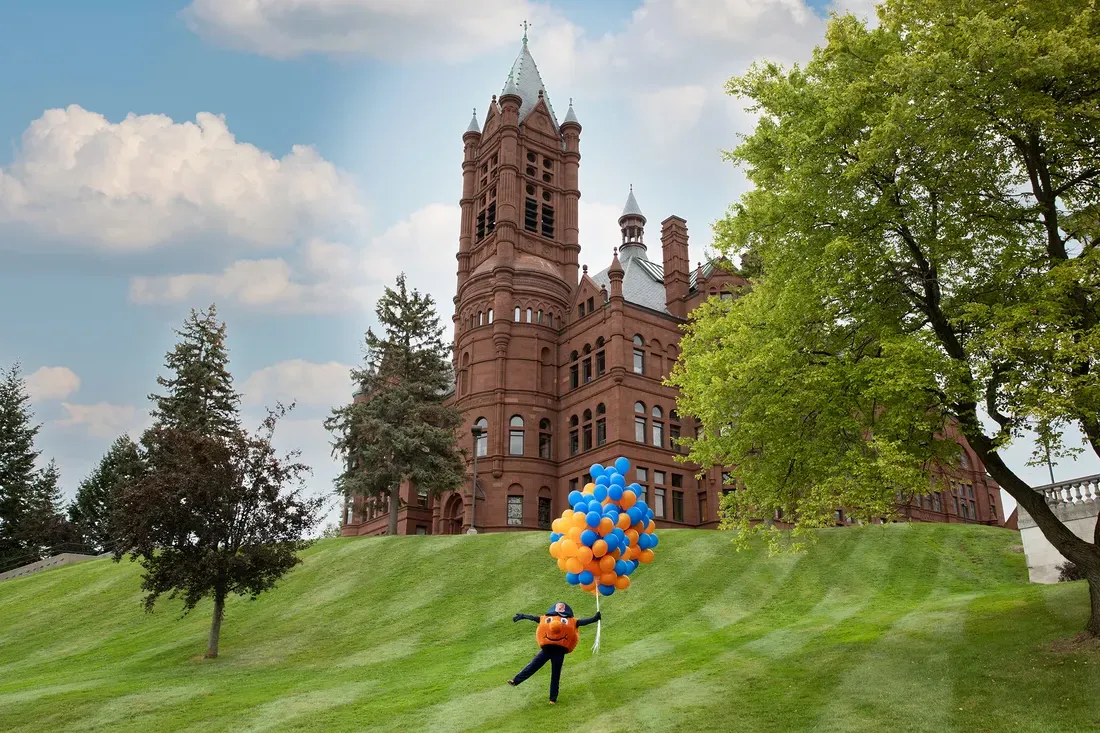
[0,364,41,563]
[115,305,323,658]
[326,274,465,536]
[670,0,1100,635]
[70,435,144,553]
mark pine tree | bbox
[326,274,466,535]
[20,460,79,556]
[0,364,43,563]
[70,435,144,553]
[115,305,323,658]
[149,304,241,439]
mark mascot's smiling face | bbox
[536,614,580,653]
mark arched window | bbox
[474,417,488,457]
[582,409,593,451]
[634,402,647,443]
[509,415,525,455]
[478,311,484,326]
[959,448,970,469]
[537,309,543,324]
[539,418,552,460]
[652,406,663,418]
[569,350,580,390]
[570,350,579,361]
[670,410,682,452]
[514,306,522,321]
[507,485,524,526]
[633,335,645,375]
[595,337,606,378]
[652,406,665,448]
[633,335,645,347]
[526,307,533,323]
[582,346,593,384]
[569,415,579,456]
[487,308,494,323]
[583,344,592,354]
[596,403,607,446]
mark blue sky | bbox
[1,0,1094,525]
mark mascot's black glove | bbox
[512,613,523,622]
[594,611,602,621]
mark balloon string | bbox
[592,592,601,654]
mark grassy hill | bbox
[0,524,1096,733]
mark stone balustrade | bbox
[1017,473,1100,584]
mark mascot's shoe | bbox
[507,680,516,686]
[548,701,556,705]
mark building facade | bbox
[341,38,1006,537]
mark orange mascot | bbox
[507,601,601,704]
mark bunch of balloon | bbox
[546,457,659,651]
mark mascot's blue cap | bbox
[546,602,574,618]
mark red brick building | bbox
[341,38,1006,537]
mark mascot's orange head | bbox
[535,602,580,653]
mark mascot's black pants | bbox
[512,645,567,701]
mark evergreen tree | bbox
[0,364,42,563]
[149,304,241,439]
[326,274,466,535]
[115,305,322,658]
[70,435,144,552]
[20,459,79,555]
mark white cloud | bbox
[24,366,81,402]
[242,360,355,409]
[0,105,365,251]
[633,85,709,146]
[56,402,150,440]
[129,202,461,315]
[181,0,567,62]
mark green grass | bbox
[0,524,1097,732]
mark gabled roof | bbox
[502,39,560,131]
[590,248,671,315]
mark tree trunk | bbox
[387,482,401,536]
[205,591,225,659]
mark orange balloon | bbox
[598,517,614,536]
[573,511,588,528]
[562,509,575,523]
[627,545,641,560]
[549,542,560,558]
[551,518,561,534]
[647,520,656,533]
[586,559,602,574]
[632,521,646,533]
[592,539,608,558]
[600,572,617,586]
[626,529,640,545]
[560,538,578,557]
[581,582,596,593]
[584,483,596,493]
[577,546,594,565]
[615,575,631,590]
[599,555,616,573]
[620,491,637,509]
[565,557,583,574]
[640,549,655,564]
[610,549,622,559]
[567,526,582,542]
[557,557,568,571]
[616,513,632,529]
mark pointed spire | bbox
[466,108,480,134]
[563,98,579,125]
[609,247,624,277]
[501,35,559,128]
[620,185,645,221]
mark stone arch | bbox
[442,492,465,535]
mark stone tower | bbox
[451,35,582,531]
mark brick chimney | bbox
[661,216,690,318]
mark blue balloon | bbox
[595,474,611,486]
[585,511,601,528]
[628,482,642,492]
[590,463,606,479]
[607,486,623,503]
[588,500,603,513]
[637,533,649,550]
[565,572,580,585]
[604,534,620,553]
[579,570,594,585]
[612,527,626,541]
[627,507,642,524]
[549,532,562,542]
[624,560,636,575]
[650,533,659,547]
[568,490,584,506]
[581,529,598,547]
[610,473,626,487]
[614,560,629,576]
[593,484,608,502]
[573,502,586,514]
[598,584,616,596]
[636,500,649,514]
[614,457,631,475]
[645,508,655,522]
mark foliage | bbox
[115,304,322,657]
[1059,561,1086,583]
[670,0,1100,607]
[319,522,342,539]
[326,274,465,535]
[69,435,145,553]
[115,406,323,656]
[2,525,1098,732]
[149,304,241,441]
